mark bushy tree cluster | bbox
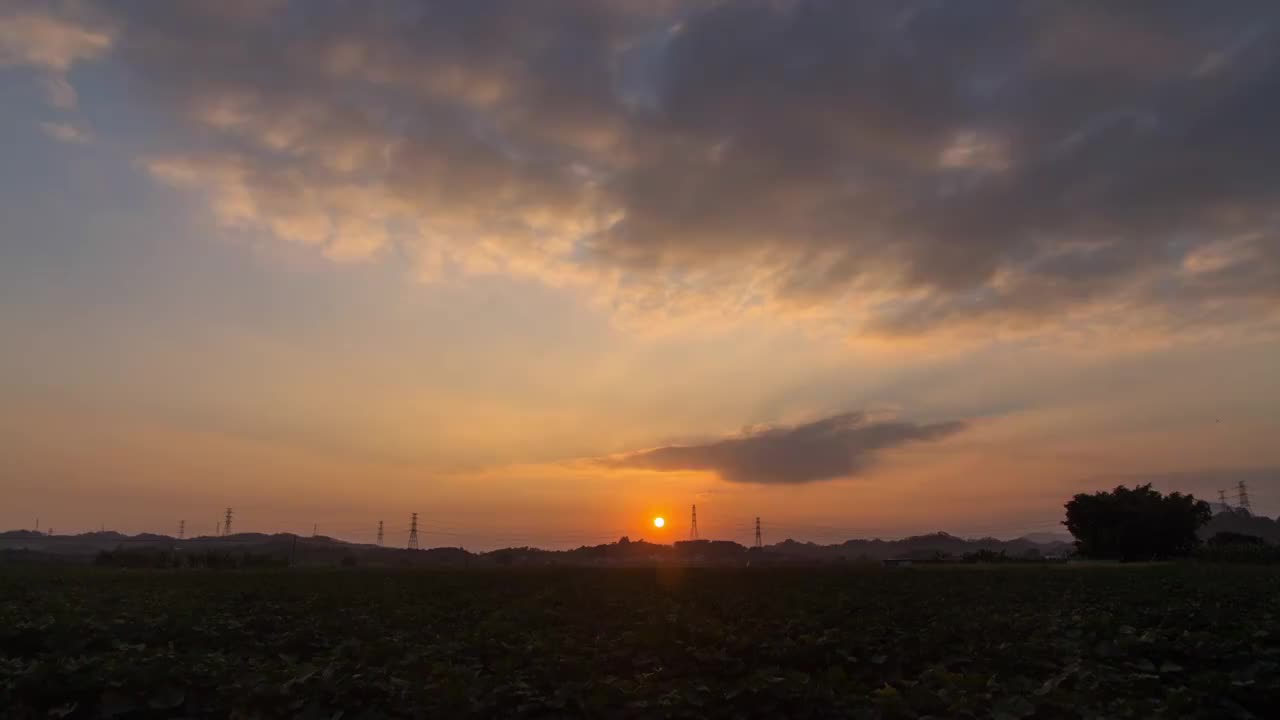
[93,548,286,569]
[1065,484,1211,561]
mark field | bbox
[3,565,1279,719]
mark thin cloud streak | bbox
[39,120,89,143]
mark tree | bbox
[1207,531,1266,547]
[1064,484,1212,561]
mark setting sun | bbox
[653,517,665,528]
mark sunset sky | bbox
[2,0,1278,549]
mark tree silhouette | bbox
[1064,484,1211,561]
[1207,531,1266,547]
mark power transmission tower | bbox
[223,507,233,536]
[408,513,419,550]
[377,520,384,547]
[1218,489,1229,513]
[1237,480,1252,513]
[312,523,318,538]
[690,505,699,540]
[178,520,185,540]
[753,517,762,548]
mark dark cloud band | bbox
[19,0,1280,337]
[604,412,966,484]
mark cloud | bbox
[603,412,966,484]
[40,120,89,143]
[0,4,112,110]
[20,1,1280,339]
[41,73,78,108]
[0,7,111,70]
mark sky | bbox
[2,0,1278,550]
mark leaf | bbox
[148,685,185,710]
[872,684,900,701]
[904,684,945,713]
[992,695,1035,720]
[99,690,136,718]
[1034,676,1061,696]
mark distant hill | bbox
[1202,510,1280,543]
[1020,532,1073,545]
[0,527,1077,567]
[769,532,1073,562]
[0,530,46,540]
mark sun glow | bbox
[653,517,665,528]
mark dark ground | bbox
[2,564,1278,718]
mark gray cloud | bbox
[18,0,1280,336]
[605,412,966,484]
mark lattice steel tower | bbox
[690,505,699,540]
[377,520,384,547]
[753,517,762,548]
[408,513,420,550]
[223,507,233,536]
[1237,480,1252,513]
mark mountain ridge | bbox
[1,527,1076,565]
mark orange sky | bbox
[2,2,1279,547]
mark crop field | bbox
[2,565,1279,719]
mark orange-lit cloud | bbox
[0,3,112,109]
[4,1,1276,344]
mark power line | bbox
[408,513,419,550]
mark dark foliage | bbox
[1196,533,1280,565]
[957,549,1060,564]
[1208,532,1267,547]
[2,566,1279,718]
[1202,511,1280,544]
[1065,485,1212,561]
[1195,544,1280,565]
[93,548,287,569]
